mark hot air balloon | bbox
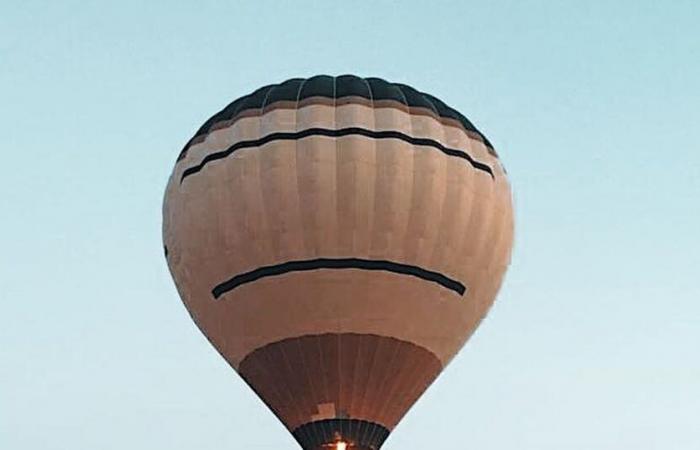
[163,75,513,450]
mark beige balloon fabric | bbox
[163,75,513,450]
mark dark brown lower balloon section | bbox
[292,418,390,450]
[237,333,443,437]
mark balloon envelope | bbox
[163,75,513,450]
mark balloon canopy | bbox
[163,75,513,450]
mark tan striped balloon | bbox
[163,75,513,450]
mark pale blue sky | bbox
[2,1,699,449]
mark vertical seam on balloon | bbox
[254,95,277,283]
[402,352,437,423]
[427,100,453,289]
[346,334,362,422]
[277,341,309,434]
[396,83,416,264]
[488,188,514,275]
[294,79,309,257]
[356,338,380,444]
[372,343,411,428]
[378,341,425,429]
[336,323,342,417]
[354,337,369,443]
[358,335,379,441]
[421,91,451,251]
[292,77,322,448]
[333,81,349,257]
[295,338,316,435]
[315,335,329,442]
[368,80,386,259]
[452,131,479,295]
[356,334,380,436]
[296,336,319,441]
[330,75,338,261]
[370,338,401,434]
[332,77,345,430]
[483,183,506,275]
[360,77,376,260]
[258,347,295,431]
[471,170,499,312]
[419,93,441,132]
[337,333,344,436]
[253,350,294,436]
[489,187,510,273]
[271,344,300,430]
[367,339,401,442]
[260,83,275,112]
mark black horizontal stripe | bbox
[180,127,493,183]
[179,76,496,159]
[212,258,466,299]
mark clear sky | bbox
[2,1,699,449]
